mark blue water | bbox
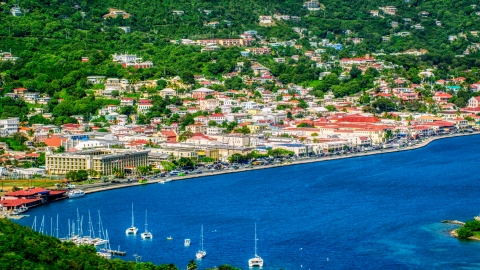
[16,135,480,269]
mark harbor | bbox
[12,134,480,269]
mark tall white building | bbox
[0,118,19,137]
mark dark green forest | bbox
[0,218,176,269]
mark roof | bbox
[0,198,42,207]
[44,138,67,147]
[193,87,214,93]
[5,188,50,197]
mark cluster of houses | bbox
[3,66,480,176]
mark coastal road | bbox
[75,132,478,194]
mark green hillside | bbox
[1,0,480,121]
[0,218,177,269]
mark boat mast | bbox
[98,210,102,239]
[50,217,53,236]
[144,210,148,232]
[32,216,37,231]
[72,220,75,238]
[88,210,92,238]
[105,229,110,250]
[68,218,70,239]
[80,215,84,237]
[77,208,80,236]
[40,215,45,234]
[254,223,257,256]
[201,225,204,251]
[132,203,135,228]
[56,214,59,238]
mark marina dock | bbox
[108,249,126,256]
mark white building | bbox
[0,118,19,137]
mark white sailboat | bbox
[126,203,138,235]
[140,210,152,239]
[195,225,206,259]
[248,223,263,268]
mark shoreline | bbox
[81,132,480,195]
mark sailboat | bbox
[248,223,263,267]
[195,225,206,259]
[140,210,152,239]
[126,203,138,235]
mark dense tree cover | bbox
[66,169,89,182]
[0,218,178,269]
[456,220,480,239]
[0,97,29,120]
[1,0,480,122]
[0,133,28,151]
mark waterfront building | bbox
[45,148,149,175]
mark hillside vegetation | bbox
[1,0,480,121]
[0,218,178,269]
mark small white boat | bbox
[97,248,112,259]
[94,239,109,246]
[140,210,152,239]
[184,239,191,247]
[248,223,264,267]
[196,225,206,259]
[126,203,138,235]
[67,189,85,198]
[164,178,173,183]
[167,236,173,240]
[10,205,28,215]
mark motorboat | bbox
[67,189,85,198]
[10,205,28,215]
[184,239,191,247]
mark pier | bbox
[108,249,126,256]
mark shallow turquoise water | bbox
[16,135,480,269]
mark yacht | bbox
[96,248,112,259]
[67,189,85,198]
[184,239,191,247]
[248,223,264,267]
[10,205,28,215]
[140,210,152,239]
[196,225,206,259]
[125,203,138,235]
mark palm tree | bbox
[187,260,198,270]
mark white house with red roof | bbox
[468,96,480,108]
[193,115,207,124]
[137,99,153,114]
[433,92,452,104]
[470,82,480,92]
[209,113,226,124]
[120,98,135,106]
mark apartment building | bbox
[45,148,149,175]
